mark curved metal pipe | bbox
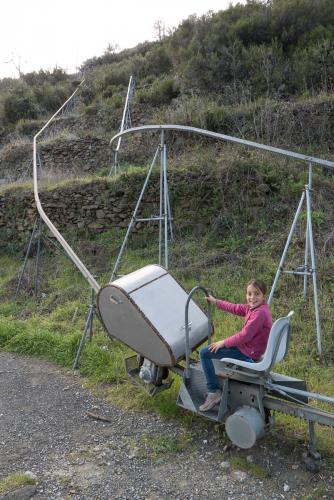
[33,81,100,293]
[109,124,334,170]
[185,285,212,382]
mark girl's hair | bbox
[246,279,267,295]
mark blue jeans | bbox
[199,346,253,392]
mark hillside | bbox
[1,0,334,152]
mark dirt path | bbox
[0,352,333,500]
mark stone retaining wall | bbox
[0,136,110,182]
[0,171,202,244]
[0,180,138,242]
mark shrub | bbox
[136,77,179,106]
[22,68,69,86]
[3,87,38,124]
[205,106,226,132]
[15,118,44,137]
[80,83,97,105]
[33,83,69,113]
[144,45,172,76]
[106,94,123,109]
[99,62,134,88]
[157,95,218,129]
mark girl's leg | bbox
[199,346,222,392]
[200,345,253,392]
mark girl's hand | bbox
[208,340,225,353]
[205,295,217,304]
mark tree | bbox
[153,20,166,41]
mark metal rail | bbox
[109,125,334,170]
[263,396,334,427]
[267,382,334,406]
[110,75,135,175]
[115,75,134,155]
[33,81,100,293]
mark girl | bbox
[199,279,272,412]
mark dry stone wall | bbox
[0,180,137,243]
[0,172,201,245]
[0,136,110,182]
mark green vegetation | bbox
[230,455,269,478]
[0,68,72,129]
[123,432,195,464]
[0,472,35,495]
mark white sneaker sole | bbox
[199,396,221,412]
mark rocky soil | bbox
[0,352,333,500]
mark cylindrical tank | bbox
[97,264,209,367]
[225,406,265,448]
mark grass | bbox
[0,472,35,495]
[0,187,333,461]
[230,455,269,479]
[138,432,194,462]
[124,432,195,464]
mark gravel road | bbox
[0,352,333,499]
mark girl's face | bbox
[246,284,265,309]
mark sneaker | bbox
[199,390,222,411]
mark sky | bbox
[1,0,246,79]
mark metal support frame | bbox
[308,421,318,456]
[15,217,40,300]
[268,163,322,355]
[110,131,174,281]
[109,75,135,176]
[15,215,72,300]
[72,288,104,369]
[15,216,46,299]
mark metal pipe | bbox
[166,182,174,244]
[33,81,101,294]
[89,289,95,342]
[15,217,39,300]
[305,186,322,355]
[115,75,134,154]
[159,131,164,266]
[163,143,168,269]
[109,125,334,170]
[184,286,212,382]
[111,150,119,176]
[110,145,160,281]
[304,163,313,297]
[135,217,164,222]
[34,217,42,297]
[72,305,93,369]
[109,76,134,176]
[282,270,312,276]
[268,383,334,405]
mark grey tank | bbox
[97,265,209,367]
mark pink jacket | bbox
[216,299,272,360]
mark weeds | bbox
[139,432,194,462]
[230,455,269,479]
[0,472,35,495]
